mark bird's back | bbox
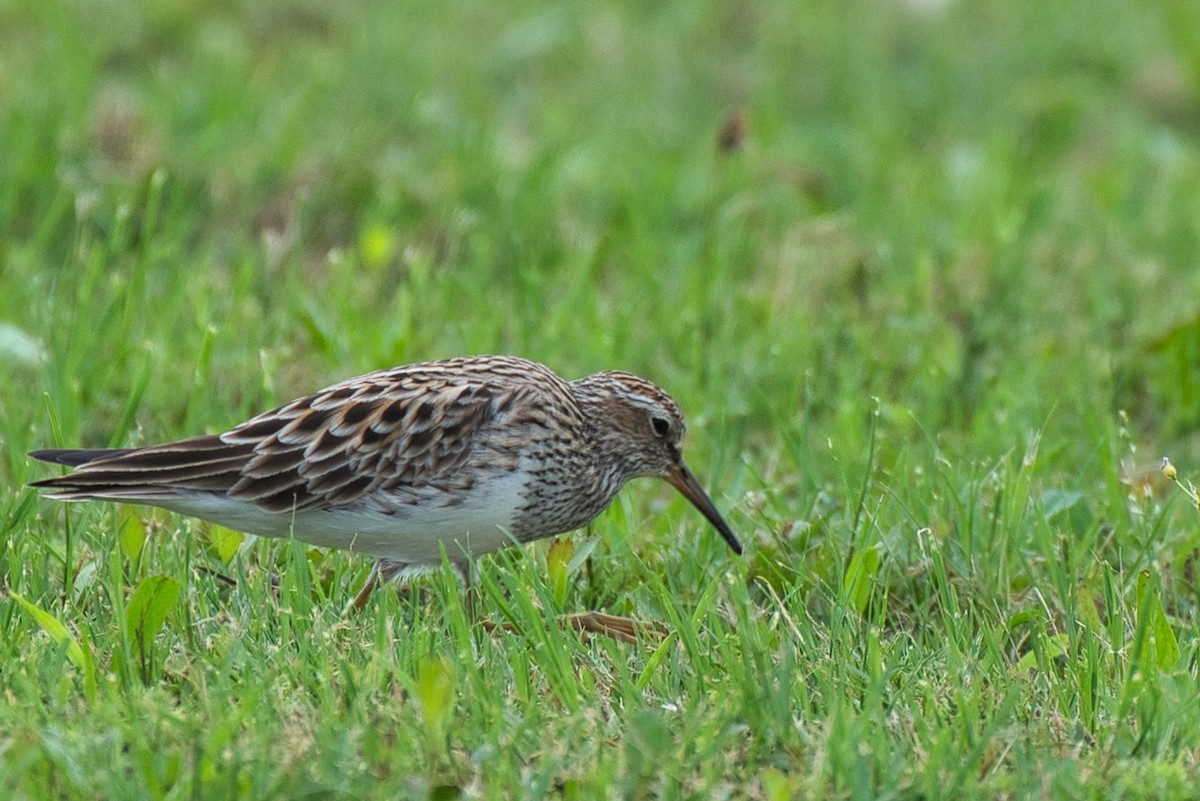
[29,356,582,516]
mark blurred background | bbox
[2,0,1197,452]
[4,0,1200,795]
[3,0,1200,609]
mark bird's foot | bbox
[481,612,667,644]
[563,612,668,643]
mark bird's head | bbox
[572,371,742,555]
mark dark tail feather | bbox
[28,448,136,468]
[29,436,254,499]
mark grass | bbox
[3,0,1200,797]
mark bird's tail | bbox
[27,437,251,502]
[28,448,136,468]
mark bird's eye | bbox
[650,415,671,437]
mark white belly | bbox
[154,469,528,567]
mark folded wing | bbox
[30,369,502,514]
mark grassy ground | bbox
[3,0,1200,797]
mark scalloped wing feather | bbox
[30,366,524,514]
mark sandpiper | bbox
[29,356,741,627]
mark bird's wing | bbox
[30,367,509,513]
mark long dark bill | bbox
[666,463,743,555]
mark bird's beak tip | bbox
[666,463,743,557]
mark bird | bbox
[29,355,742,633]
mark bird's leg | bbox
[457,559,477,621]
[480,610,664,643]
[349,559,409,612]
[349,563,381,611]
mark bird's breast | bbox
[509,455,623,542]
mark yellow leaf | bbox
[359,223,396,268]
[547,537,574,608]
[416,656,454,735]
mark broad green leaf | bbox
[1004,608,1041,630]
[118,510,148,560]
[1153,591,1181,672]
[125,575,181,650]
[72,561,99,601]
[1132,570,1178,674]
[565,537,598,573]
[843,544,881,616]
[1040,489,1083,520]
[9,591,86,668]
[205,524,244,564]
[1016,632,1068,673]
[1040,489,1093,534]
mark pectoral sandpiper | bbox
[29,355,741,636]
